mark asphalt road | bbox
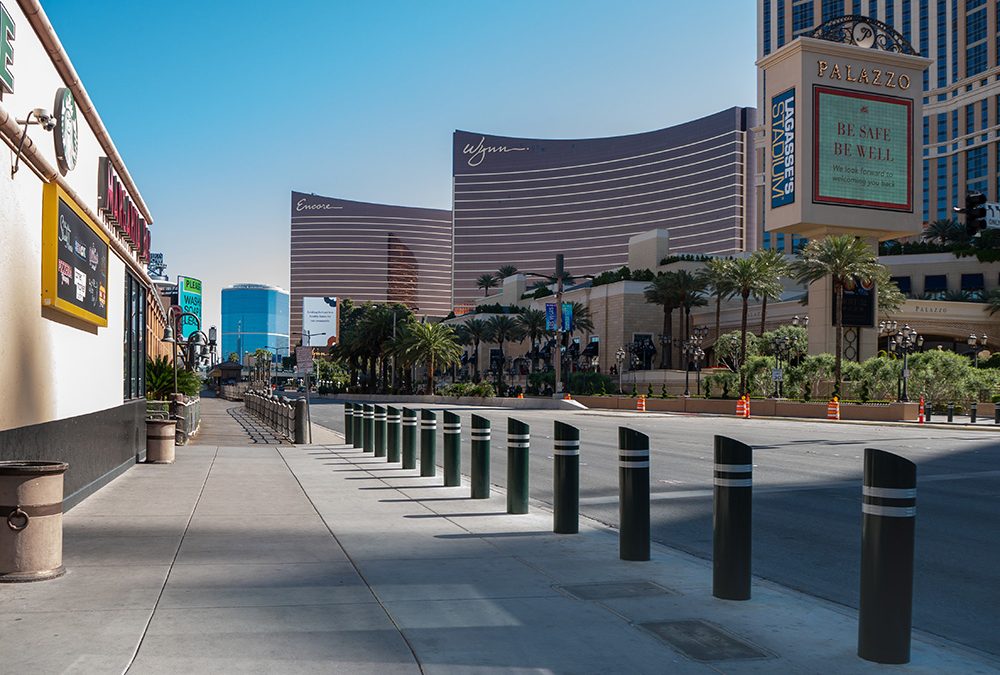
[310,400,1000,658]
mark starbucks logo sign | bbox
[54,87,78,173]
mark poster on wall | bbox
[832,276,875,328]
[770,88,796,208]
[302,296,339,346]
[176,276,203,339]
[813,85,912,211]
[41,183,110,327]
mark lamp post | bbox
[615,347,626,394]
[162,308,202,397]
[300,330,326,444]
[879,319,899,354]
[681,327,708,397]
[887,324,922,402]
[658,333,672,369]
[968,333,988,367]
[771,335,790,398]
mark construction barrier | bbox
[827,397,841,421]
[636,395,646,412]
[735,396,750,419]
[918,398,924,425]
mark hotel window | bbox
[967,146,989,195]
[885,0,894,27]
[822,0,843,23]
[936,0,947,88]
[923,274,948,300]
[961,273,985,300]
[124,272,146,400]
[981,101,988,142]
[777,0,786,47]
[890,276,913,298]
[901,0,911,42]
[764,0,772,54]
[967,42,988,78]
[791,1,813,36]
[791,235,808,253]
[965,104,975,146]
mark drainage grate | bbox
[558,581,675,601]
[639,620,770,661]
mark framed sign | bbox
[770,87,796,208]
[302,296,339,346]
[41,183,110,326]
[176,276,203,339]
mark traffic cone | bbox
[918,397,925,424]
[744,395,751,419]
[637,395,647,412]
[827,396,841,421]
[736,396,746,418]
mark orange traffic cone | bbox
[637,395,647,412]
[736,396,746,418]
[827,396,841,421]
[744,395,751,419]
[918,396,925,424]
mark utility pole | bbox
[554,254,564,396]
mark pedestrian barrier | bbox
[618,426,650,561]
[636,395,646,412]
[507,418,530,514]
[402,408,418,469]
[470,414,491,499]
[420,410,437,478]
[713,435,752,601]
[386,405,402,462]
[443,411,462,487]
[344,403,354,445]
[827,397,841,421]
[363,404,374,452]
[858,448,917,664]
[242,390,298,442]
[553,421,580,534]
[374,405,387,457]
[917,398,924,425]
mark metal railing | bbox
[243,390,306,443]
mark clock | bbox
[54,87,78,173]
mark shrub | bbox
[145,356,200,400]
[704,371,738,399]
[567,371,613,396]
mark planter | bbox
[0,461,69,582]
[146,418,177,464]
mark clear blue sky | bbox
[46,0,757,332]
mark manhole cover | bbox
[640,620,769,661]
[558,581,674,601]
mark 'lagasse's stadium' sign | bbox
[770,88,795,208]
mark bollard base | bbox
[0,565,66,583]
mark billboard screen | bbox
[770,88,796,208]
[302,296,338,346]
[813,86,912,211]
[176,276,202,339]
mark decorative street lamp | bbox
[887,324,923,402]
[879,319,899,354]
[615,346,626,394]
[162,308,209,396]
[967,333,988,367]
[681,326,708,397]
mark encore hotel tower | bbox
[289,192,452,340]
[451,107,757,309]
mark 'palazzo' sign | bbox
[98,157,150,261]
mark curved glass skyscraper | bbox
[221,283,290,364]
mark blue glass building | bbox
[221,284,290,364]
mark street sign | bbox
[986,202,1000,230]
[772,368,784,382]
[296,346,314,374]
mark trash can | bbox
[146,417,177,464]
[0,461,69,582]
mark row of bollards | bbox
[924,400,1000,424]
[244,390,308,443]
[339,401,916,665]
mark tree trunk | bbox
[473,339,480,381]
[714,295,722,366]
[660,307,670,368]
[759,296,768,335]
[835,282,844,397]
[428,355,435,394]
[665,307,674,369]
[739,291,750,395]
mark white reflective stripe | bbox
[619,449,649,457]
[715,463,752,473]
[553,440,580,449]
[375,415,387,420]
[863,504,916,518]
[443,424,462,431]
[863,486,916,499]
[387,416,401,422]
[421,422,437,428]
[714,478,752,487]
[471,431,491,437]
[619,460,650,468]
[403,421,418,426]
[508,434,530,441]
[509,442,531,448]
[553,449,580,456]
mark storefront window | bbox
[124,272,146,400]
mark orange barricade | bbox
[918,397,925,424]
[563,393,572,401]
[517,393,524,399]
[744,396,751,419]
[736,396,746,418]
[827,397,841,421]
[637,395,647,412]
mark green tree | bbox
[985,288,1000,316]
[644,271,681,369]
[874,264,906,317]
[791,235,881,396]
[227,352,240,363]
[396,322,462,394]
[486,315,525,388]
[462,318,490,381]
[753,249,788,335]
[699,258,735,365]
[675,269,708,346]
[476,273,499,296]
[497,265,519,280]
[921,218,967,247]
[516,308,549,373]
[723,253,782,394]
[145,356,200,400]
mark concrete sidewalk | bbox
[1,398,997,673]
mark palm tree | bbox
[516,308,548,372]
[396,322,462,394]
[723,254,781,395]
[699,258,735,365]
[921,218,966,247]
[462,318,490,381]
[674,269,708,347]
[986,288,1000,316]
[874,265,906,317]
[476,273,499,296]
[791,235,882,395]
[754,249,789,335]
[644,272,681,368]
[566,301,594,337]
[485,315,525,387]
[497,265,519,280]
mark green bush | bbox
[703,371,738,399]
[145,356,200,400]
[567,371,613,396]
[440,381,496,397]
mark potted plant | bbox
[144,357,200,463]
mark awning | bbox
[924,275,948,292]
[961,273,985,291]
[890,276,911,293]
[582,342,599,357]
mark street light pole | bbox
[553,254,565,396]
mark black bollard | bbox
[713,435,752,601]
[443,411,462,487]
[344,403,353,445]
[553,421,580,534]
[995,406,1000,425]
[858,448,917,664]
[507,418,530,514]
[374,405,387,457]
[402,408,418,469]
[947,403,954,423]
[970,403,977,424]
[363,404,374,452]
[352,403,363,449]
[386,406,401,462]
[925,402,932,423]
[420,409,437,477]
[470,414,491,499]
[619,427,650,561]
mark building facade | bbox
[757,0,1000,247]
[289,191,452,338]
[451,108,758,310]
[0,0,163,507]
[221,284,290,364]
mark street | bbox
[311,400,1000,658]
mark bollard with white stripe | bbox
[470,414,491,499]
[402,408,418,469]
[713,435,752,601]
[947,403,954,423]
[374,405,387,457]
[344,403,354,445]
[553,421,580,534]
[352,403,363,449]
[970,403,977,424]
[420,409,437,478]
[386,406,401,462]
[443,411,462,487]
[507,418,530,514]
[858,448,917,665]
[362,404,374,452]
[618,427,650,561]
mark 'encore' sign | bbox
[98,157,150,261]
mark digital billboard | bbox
[770,88,795,208]
[302,296,338,346]
[177,276,203,339]
[813,86,912,211]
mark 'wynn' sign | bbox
[462,136,529,167]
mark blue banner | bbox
[561,302,573,332]
[770,87,796,208]
[545,303,558,331]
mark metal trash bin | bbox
[0,461,69,582]
[146,415,177,464]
